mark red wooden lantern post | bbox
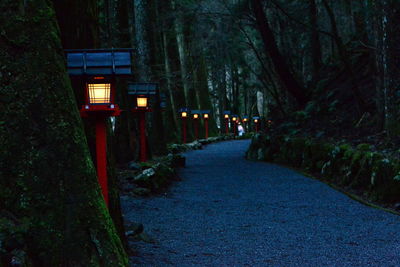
[267,119,273,130]
[203,113,209,139]
[182,116,187,143]
[192,112,200,140]
[66,48,133,207]
[179,108,189,144]
[80,77,121,206]
[224,113,230,135]
[253,116,260,133]
[232,115,238,136]
[128,83,158,162]
[243,116,249,132]
[134,96,151,162]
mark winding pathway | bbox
[122,140,400,266]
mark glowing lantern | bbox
[128,82,159,162]
[136,96,148,108]
[66,49,132,207]
[179,108,190,143]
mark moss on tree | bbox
[0,1,128,265]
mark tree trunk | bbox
[134,0,152,81]
[0,1,128,265]
[160,0,186,140]
[309,0,322,86]
[53,0,129,250]
[321,0,369,114]
[193,53,218,136]
[52,0,99,49]
[172,0,191,107]
[251,0,308,108]
[133,0,167,155]
[378,0,400,136]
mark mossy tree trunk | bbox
[52,0,129,250]
[0,1,128,266]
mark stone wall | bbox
[247,134,400,203]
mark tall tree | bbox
[251,0,309,108]
[321,0,368,114]
[0,0,128,265]
[375,0,400,135]
[309,0,322,86]
[53,0,128,248]
[172,0,192,107]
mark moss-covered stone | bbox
[356,143,372,151]
[247,134,400,205]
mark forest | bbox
[1,0,400,266]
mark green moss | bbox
[356,143,371,151]
[248,134,400,206]
[0,0,128,265]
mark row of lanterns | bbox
[66,49,160,206]
[65,49,271,207]
[79,77,156,206]
[179,109,210,143]
[223,111,261,134]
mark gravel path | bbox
[122,140,400,266]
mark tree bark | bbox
[172,0,191,107]
[377,0,400,135]
[321,0,369,114]
[251,0,308,108]
[53,0,129,248]
[309,0,322,86]
[0,0,128,265]
[134,0,152,81]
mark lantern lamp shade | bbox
[224,114,229,119]
[136,96,148,108]
[179,107,190,118]
[88,83,111,104]
[191,110,201,119]
[66,49,133,76]
[200,110,210,119]
[128,83,158,96]
[232,117,237,121]
[253,116,260,122]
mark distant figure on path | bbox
[238,123,245,136]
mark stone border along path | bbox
[122,139,400,266]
